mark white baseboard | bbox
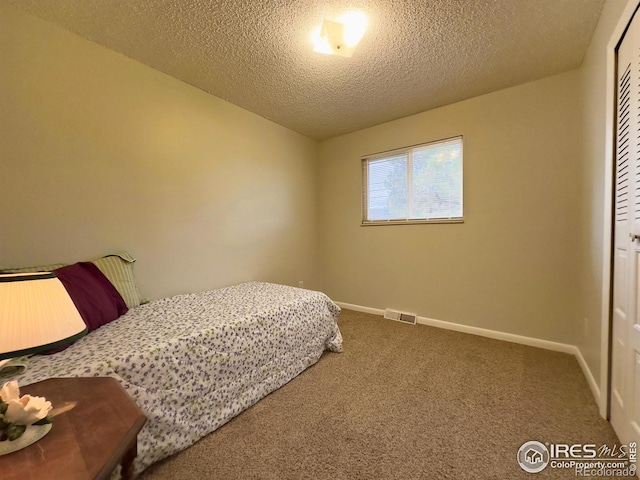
[336,302,383,316]
[336,301,602,407]
[572,346,601,408]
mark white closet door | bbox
[611,8,640,452]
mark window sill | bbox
[361,218,464,226]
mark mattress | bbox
[13,281,343,473]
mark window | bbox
[362,136,463,225]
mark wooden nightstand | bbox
[0,377,147,480]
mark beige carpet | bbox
[140,309,629,479]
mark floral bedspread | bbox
[14,282,343,474]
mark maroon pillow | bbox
[54,262,128,332]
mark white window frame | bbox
[361,136,464,226]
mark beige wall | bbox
[577,0,637,396]
[318,71,582,344]
[0,2,319,300]
[3,0,637,375]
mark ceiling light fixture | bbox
[312,11,368,57]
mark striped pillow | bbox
[1,252,143,309]
[91,252,142,308]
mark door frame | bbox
[603,0,640,420]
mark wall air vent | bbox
[384,308,417,325]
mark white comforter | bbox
[14,282,343,473]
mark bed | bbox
[12,280,343,474]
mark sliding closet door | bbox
[611,8,640,450]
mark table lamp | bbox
[0,272,87,361]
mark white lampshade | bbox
[0,272,87,360]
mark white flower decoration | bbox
[0,380,19,403]
[1,380,52,426]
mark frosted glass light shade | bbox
[313,19,354,57]
[0,272,87,360]
[312,11,368,57]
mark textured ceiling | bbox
[6,0,604,141]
